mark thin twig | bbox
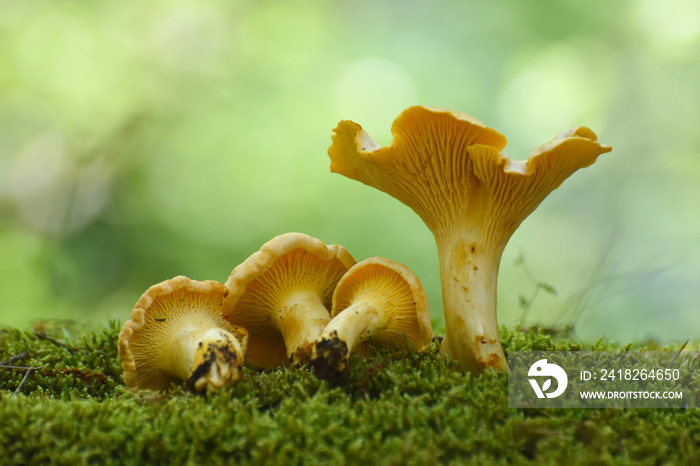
[12,367,35,397]
[0,351,28,366]
[0,360,44,397]
[33,332,81,353]
[0,365,41,370]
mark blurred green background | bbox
[1,0,699,344]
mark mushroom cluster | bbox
[119,104,612,393]
[119,234,432,393]
[221,232,357,369]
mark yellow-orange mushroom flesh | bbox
[328,106,612,373]
[310,257,432,381]
[119,276,249,393]
[222,232,356,369]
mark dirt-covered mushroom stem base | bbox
[186,329,245,394]
[277,291,333,365]
[309,330,350,383]
[119,276,249,393]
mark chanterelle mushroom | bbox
[328,105,612,373]
[310,257,433,381]
[222,232,357,369]
[119,276,249,393]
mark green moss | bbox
[1,323,698,465]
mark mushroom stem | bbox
[168,325,244,394]
[437,234,507,373]
[276,290,332,364]
[328,301,383,352]
[311,302,382,379]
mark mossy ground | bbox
[1,321,698,465]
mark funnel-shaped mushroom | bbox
[328,106,612,373]
[222,232,357,369]
[119,276,249,393]
[310,257,433,381]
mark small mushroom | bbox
[119,276,249,394]
[328,106,612,373]
[222,232,357,369]
[310,257,433,381]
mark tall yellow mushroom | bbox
[328,106,612,373]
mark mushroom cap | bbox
[332,257,433,356]
[119,275,249,392]
[329,105,507,234]
[466,126,613,251]
[222,232,357,369]
[328,105,611,245]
